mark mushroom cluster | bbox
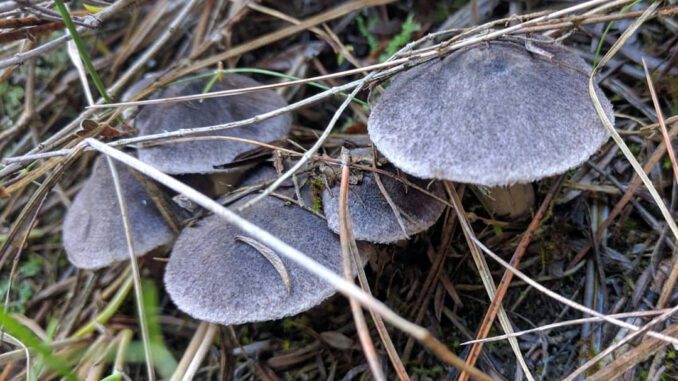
[62,36,614,328]
[64,73,445,327]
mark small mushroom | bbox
[135,74,292,191]
[368,38,614,186]
[164,191,350,325]
[62,157,176,269]
[322,149,446,243]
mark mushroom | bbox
[322,148,446,243]
[164,187,355,325]
[62,157,177,269]
[367,38,614,187]
[134,73,292,193]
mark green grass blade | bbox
[0,309,78,381]
[53,0,112,103]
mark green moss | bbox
[379,15,420,62]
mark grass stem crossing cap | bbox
[322,149,445,243]
[164,189,348,325]
[62,157,176,269]
[368,38,614,186]
[136,74,292,175]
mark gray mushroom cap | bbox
[63,157,176,269]
[323,161,446,243]
[368,38,614,186]
[164,193,347,325]
[135,74,292,174]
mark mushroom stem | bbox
[473,183,535,219]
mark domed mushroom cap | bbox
[368,38,614,186]
[164,193,345,325]
[136,74,292,174]
[63,157,176,269]
[323,163,446,243]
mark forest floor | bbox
[0,1,677,380]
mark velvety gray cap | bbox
[368,38,614,186]
[323,165,446,243]
[62,157,176,269]
[164,193,345,325]
[136,74,292,174]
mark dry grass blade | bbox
[235,235,292,294]
[338,149,385,381]
[462,309,674,345]
[170,322,208,381]
[65,40,94,106]
[471,237,678,346]
[181,323,218,381]
[446,183,534,381]
[657,247,678,308]
[462,176,563,377]
[642,58,678,182]
[564,304,678,381]
[85,139,492,381]
[105,157,155,381]
[588,1,678,241]
[0,332,30,380]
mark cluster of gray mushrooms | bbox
[62,37,613,326]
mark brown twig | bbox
[568,121,678,269]
[462,175,565,377]
[338,148,386,381]
[0,22,64,44]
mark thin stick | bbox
[85,139,492,381]
[105,157,155,381]
[338,149,385,381]
[182,323,219,381]
[462,176,563,377]
[446,183,534,381]
[642,58,678,182]
[564,304,678,381]
[471,237,678,345]
[588,2,678,242]
[462,309,673,345]
[170,322,208,381]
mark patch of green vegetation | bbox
[0,309,78,380]
[0,82,25,123]
[311,176,325,214]
[0,255,44,313]
[412,364,444,378]
[379,15,420,62]
[356,15,378,51]
[662,157,673,171]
